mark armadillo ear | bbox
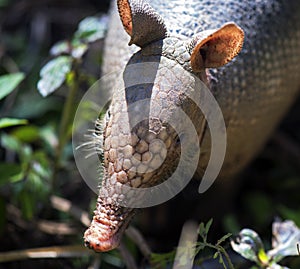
[117,0,167,47]
[189,22,244,72]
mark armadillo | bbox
[83,0,300,252]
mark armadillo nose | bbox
[84,239,117,252]
[84,196,136,252]
[84,226,120,252]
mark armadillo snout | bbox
[83,118,182,252]
[84,198,135,252]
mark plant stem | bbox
[201,243,235,269]
[0,245,91,263]
[218,246,235,269]
[53,67,79,189]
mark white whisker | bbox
[84,151,99,159]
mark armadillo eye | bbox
[176,132,185,145]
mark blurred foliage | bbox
[151,219,234,269]
[1,7,107,221]
[0,1,113,268]
[231,219,300,269]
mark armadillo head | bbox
[84,0,244,252]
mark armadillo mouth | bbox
[84,207,135,252]
[84,229,120,252]
[84,224,121,252]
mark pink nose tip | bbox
[84,224,121,252]
[84,238,116,252]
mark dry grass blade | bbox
[50,195,90,227]
[37,220,78,235]
[118,241,139,269]
[0,245,93,263]
[125,226,152,259]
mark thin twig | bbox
[88,256,101,269]
[218,246,235,269]
[37,220,78,235]
[51,195,152,268]
[7,204,79,235]
[203,243,235,269]
[125,226,152,260]
[50,195,91,227]
[118,241,139,269]
[0,245,92,263]
[53,66,79,188]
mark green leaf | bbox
[205,219,213,236]
[0,73,25,100]
[19,144,33,163]
[217,233,232,246]
[198,222,206,240]
[31,151,52,179]
[0,118,27,129]
[71,41,88,59]
[39,125,58,153]
[11,125,40,143]
[231,228,265,265]
[268,219,300,262]
[50,40,71,56]
[19,190,35,220]
[37,56,72,97]
[74,16,108,43]
[1,133,22,152]
[1,133,33,165]
[258,248,269,265]
[0,163,23,186]
[198,219,213,242]
[218,253,225,266]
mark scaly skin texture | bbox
[84,0,300,251]
[84,41,205,251]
